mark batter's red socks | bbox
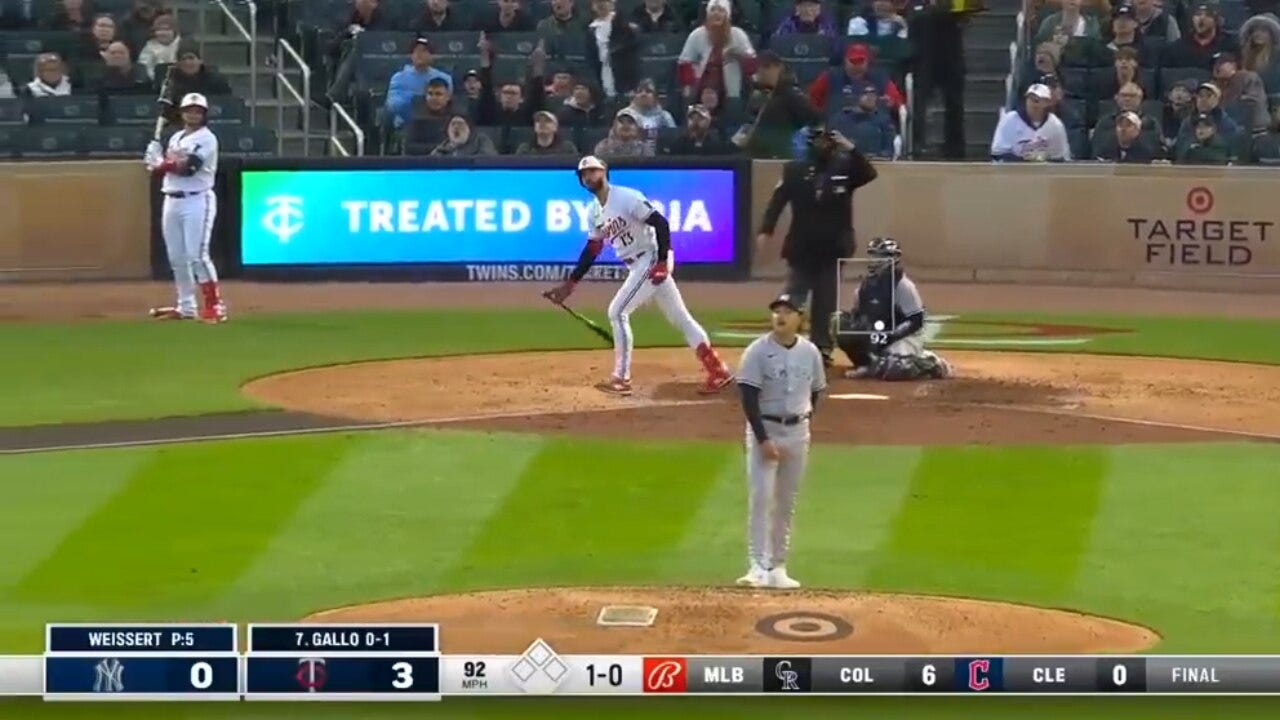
[696,343,730,377]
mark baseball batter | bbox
[144,92,226,323]
[544,155,733,396]
[735,293,825,589]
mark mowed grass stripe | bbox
[0,450,146,589]
[10,435,354,608]
[442,437,734,588]
[1072,443,1280,651]
[865,446,1109,602]
[208,430,547,619]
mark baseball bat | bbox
[153,64,176,141]
[542,292,614,346]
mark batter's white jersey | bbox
[158,125,218,193]
[589,184,659,262]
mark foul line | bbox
[0,400,718,455]
[929,337,1092,347]
[968,403,1280,442]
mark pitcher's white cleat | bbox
[767,565,801,589]
[735,564,770,588]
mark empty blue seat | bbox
[18,126,82,157]
[639,33,684,58]
[220,125,276,157]
[770,33,834,61]
[356,31,414,60]
[107,95,159,125]
[206,95,246,125]
[790,58,828,88]
[1160,67,1209,94]
[489,32,541,58]
[428,32,482,58]
[81,126,149,157]
[0,30,76,58]
[26,95,99,125]
[0,98,23,125]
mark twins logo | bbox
[263,195,304,244]
[642,658,687,693]
[295,657,328,692]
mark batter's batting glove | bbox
[543,280,576,305]
[649,259,669,285]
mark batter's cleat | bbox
[199,303,228,324]
[844,366,874,379]
[698,369,735,395]
[767,565,802,590]
[149,307,195,320]
[735,564,770,588]
[594,377,633,396]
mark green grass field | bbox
[0,306,1278,719]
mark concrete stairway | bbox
[918,0,1020,159]
[175,0,328,156]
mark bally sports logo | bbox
[643,658,687,693]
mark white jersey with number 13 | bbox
[589,184,659,263]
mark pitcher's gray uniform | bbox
[735,324,826,589]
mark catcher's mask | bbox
[576,154,609,189]
[867,237,902,274]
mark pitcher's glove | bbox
[543,280,576,305]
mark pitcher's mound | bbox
[304,587,1158,654]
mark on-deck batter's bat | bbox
[152,64,177,141]
[542,292,614,346]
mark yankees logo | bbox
[643,658,687,693]
[263,195,304,243]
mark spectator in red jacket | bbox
[1161,2,1238,69]
[807,42,903,115]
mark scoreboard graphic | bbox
[1,623,1276,699]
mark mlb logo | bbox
[643,657,687,693]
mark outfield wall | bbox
[751,161,1280,292]
[0,161,152,281]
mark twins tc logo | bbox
[263,195,304,243]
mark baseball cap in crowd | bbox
[1025,83,1052,100]
[1197,81,1222,97]
[686,103,711,118]
[769,293,804,313]
[707,0,732,13]
[1037,72,1060,87]
[845,43,871,63]
[1213,50,1238,66]
[1192,1,1216,13]
[533,109,557,123]
[464,68,479,80]
[615,106,641,123]
[411,36,433,52]
[1194,112,1217,126]
[1117,110,1141,125]
[1113,3,1135,18]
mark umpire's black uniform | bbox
[758,138,878,362]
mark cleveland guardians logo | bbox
[968,659,991,691]
[643,658,687,693]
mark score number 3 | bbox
[391,661,414,690]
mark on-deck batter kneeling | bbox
[144,92,226,324]
[734,293,826,590]
[544,155,734,397]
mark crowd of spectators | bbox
[0,0,235,127]
[1001,0,1280,164]
[313,0,931,160]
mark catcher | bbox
[834,238,952,380]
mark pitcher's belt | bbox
[762,414,810,426]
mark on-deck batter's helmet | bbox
[576,154,608,187]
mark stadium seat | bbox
[6,57,32,85]
[638,33,684,58]
[655,126,682,152]
[0,98,23,125]
[26,95,99,125]
[80,126,149,158]
[429,32,482,59]
[206,95,247,126]
[356,56,408,90]
[492,57,528,85]
[489,32,541,58]
[1062,98,1088,128]
[106,95,158,125]
[769,33,833,61]
[1220,0,1247,32]
[790,58,828,88]
[1060,67,1090,98]
[640,57,677,91]
[356,31,413,61]
[1068,126,1089,158]
[579,125,608,153]
[552,32,587,61]
[0,124,15,158]
[1160,67,1209,94]
[17,126,82,157]
[473,124,503,150]
[1141,68,1158,95]
[507,125,534,150]
[220,125,276,157]
[0,30,76,58]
